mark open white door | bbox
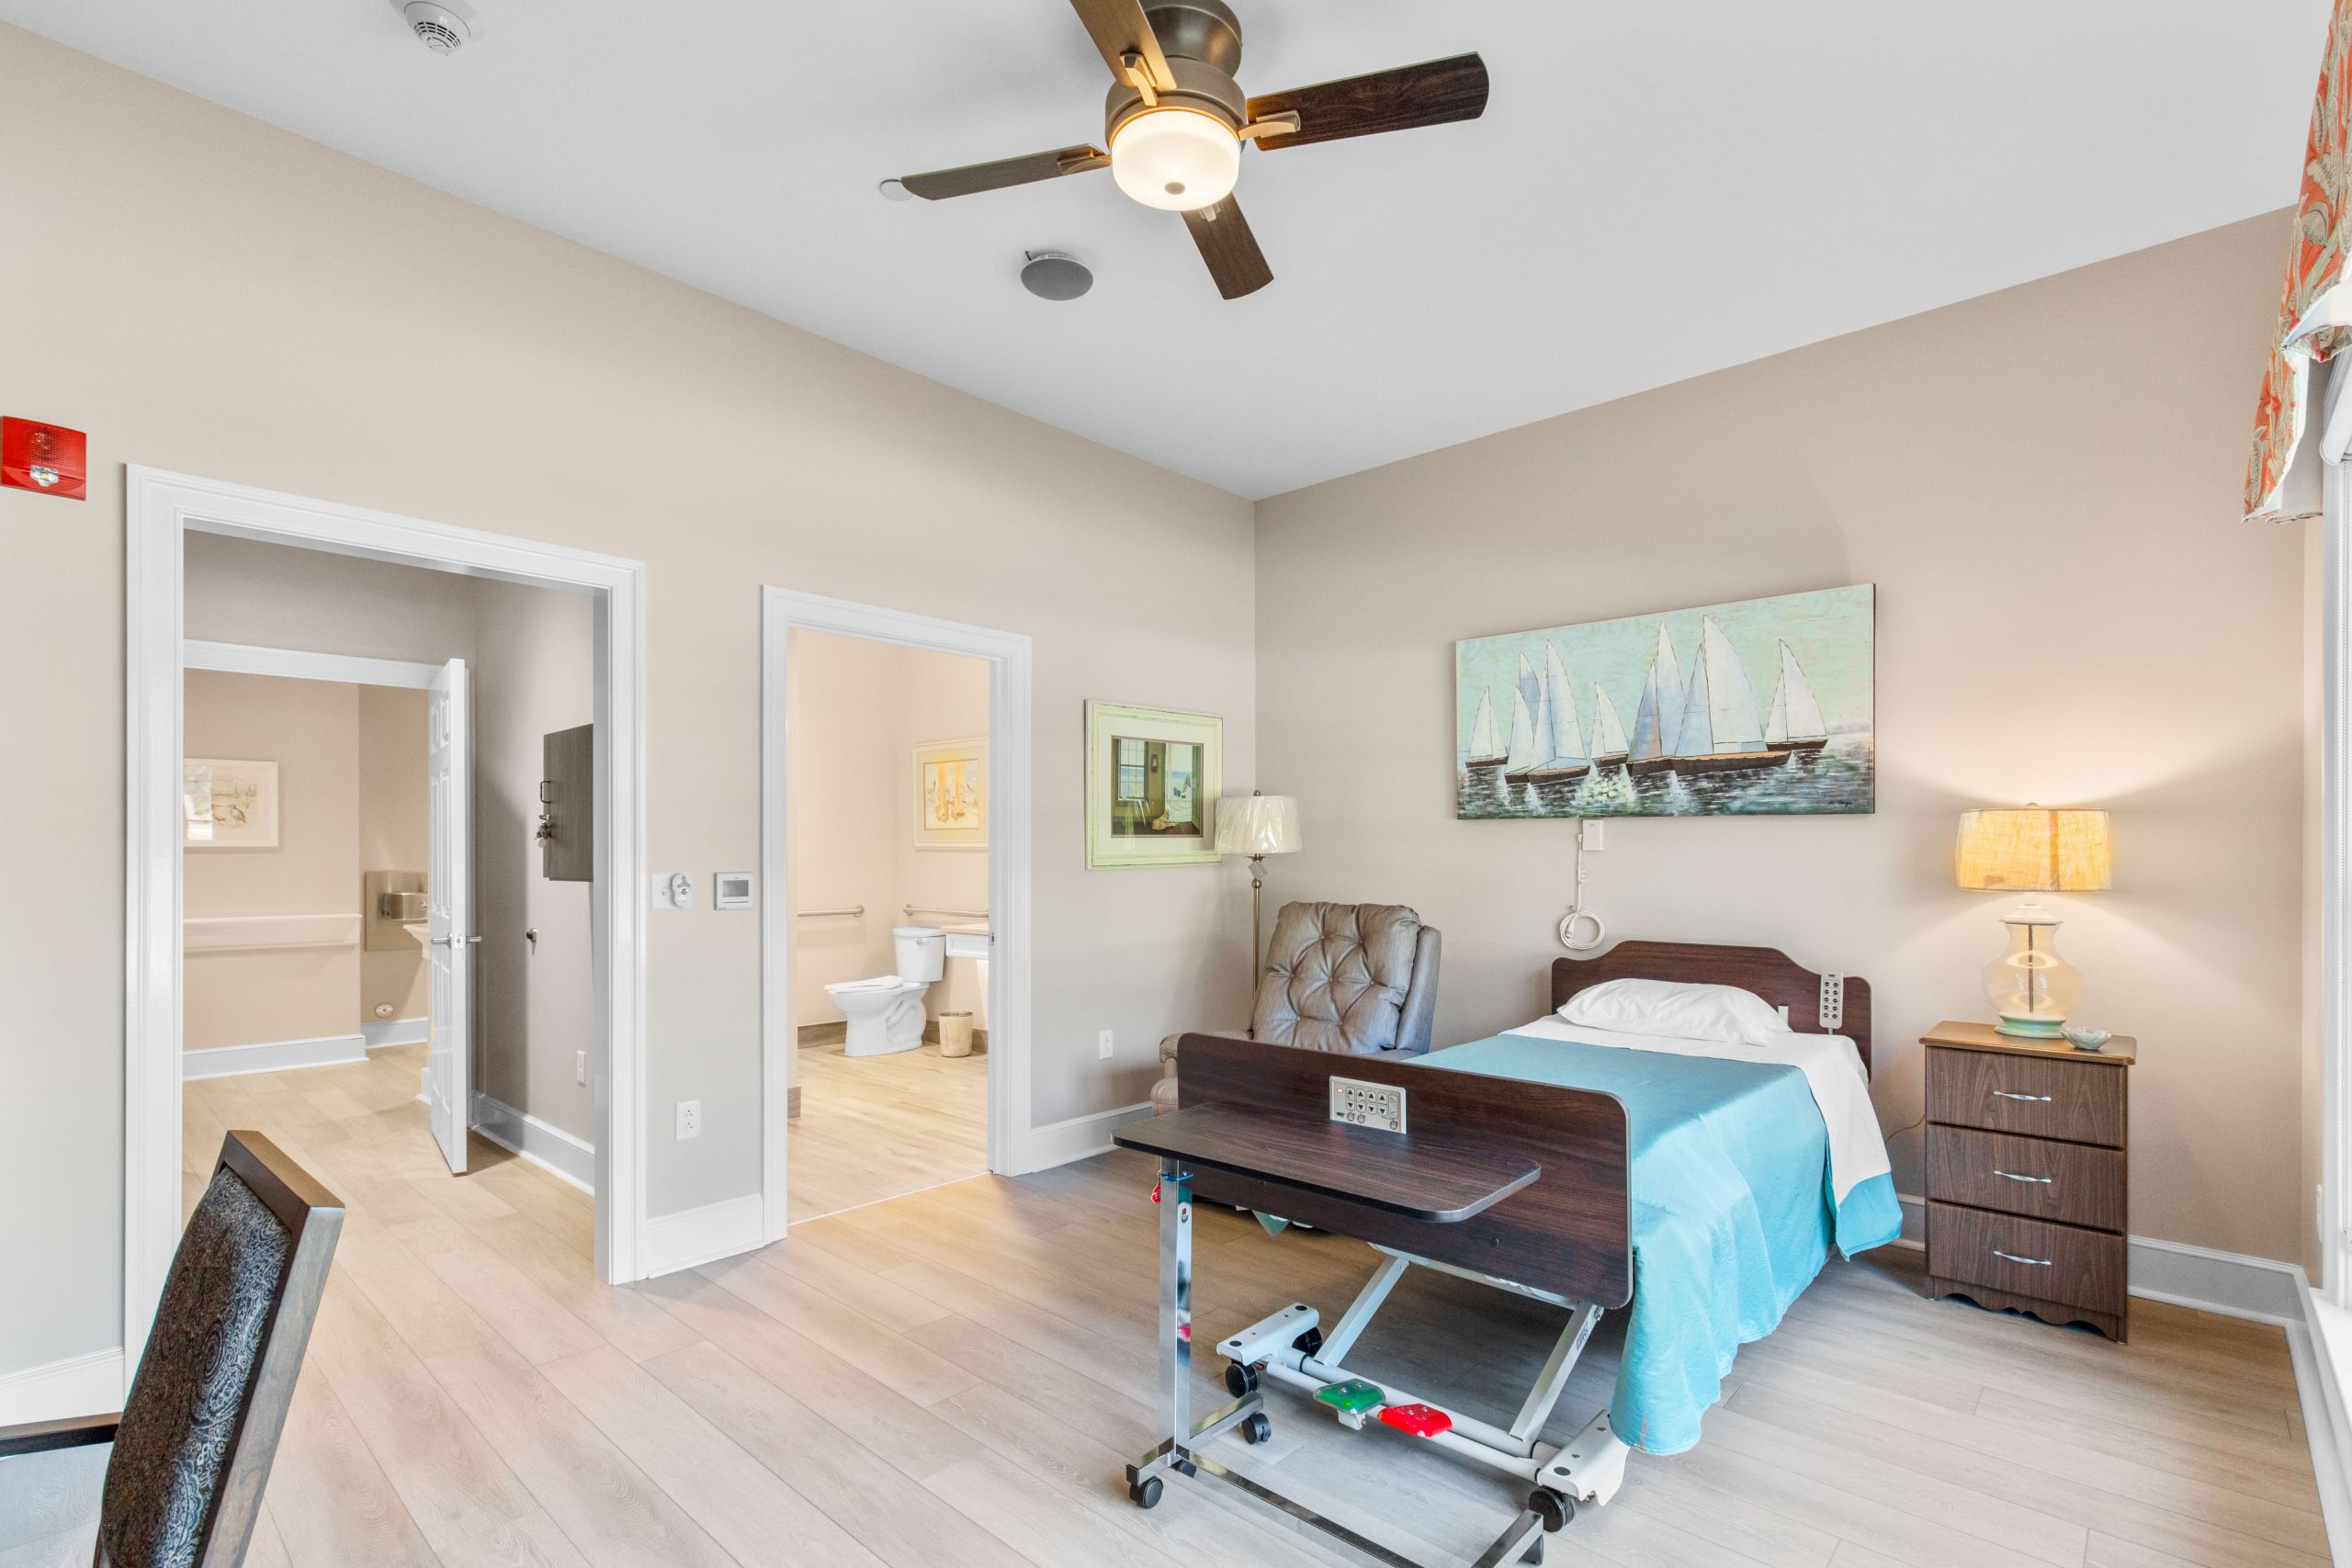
[425,657,473,1174]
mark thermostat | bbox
[714,873,755,910]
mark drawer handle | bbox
[1988,1090,2053,1103]
[1993,1168,2052,1185]
[1993,1248,2053,1267]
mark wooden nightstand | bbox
[1920,1021,2135,1341]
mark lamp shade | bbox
[1954,807,2111,892]
[1216,794,1302,857]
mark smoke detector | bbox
[1020,252,1092,301]
[398,0,480,53]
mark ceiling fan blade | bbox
[898,145,1110,201]
[1246,53,1489,149]
[1182,197,1272,300]
[1067,0,1176,89]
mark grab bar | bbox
[797,906,865,919]
[904,904,989,921]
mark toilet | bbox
[826,926,945,1056]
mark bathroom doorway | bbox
[759,589,1034,1235]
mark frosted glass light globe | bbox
[1110,108,1240,211]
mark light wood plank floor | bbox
[3,1068,2328,1568]
[790,1039,988,1224]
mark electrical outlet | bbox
[1329,1077,1408,1134]
[575,1050,587,1087]
[675,1100,701,1140]
[1098,1029,1114,1060]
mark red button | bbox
[1377,1404,1453,1438]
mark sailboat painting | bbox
[1456,584,1873,818]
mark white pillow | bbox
[1557,978,1785,1046]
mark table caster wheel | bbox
[1225,1362,1259,1398]
[1129,1476,1163,1509]
[1528,1489,1573,1532]
[1241,1412,1272,1445]
[1172,1458,1197,1478]
[1293,1326,1324,1357]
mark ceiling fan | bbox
[891,0,1488,299]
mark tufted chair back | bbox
[97,1134,343,1568]
[1250,902,1442,1055]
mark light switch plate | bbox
[1329,1077,1407,1134]
[650,872,692,910]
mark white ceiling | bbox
[2,1,2325,497]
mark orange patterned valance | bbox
[2249,0,2352,523]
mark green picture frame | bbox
[1085,701,1223,869]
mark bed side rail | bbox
[1173,1033,1633,1308]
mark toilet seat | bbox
[827,975,922,997]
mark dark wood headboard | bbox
[1551,941,1873,1074]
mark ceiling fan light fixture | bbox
[1108,107,1239,211]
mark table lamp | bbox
[1216,791,1302,970]
[1953,806,2112,1038]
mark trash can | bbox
[938,1011,976,1058]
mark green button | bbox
[1314,1379,1385,1413]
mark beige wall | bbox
[786,629,904,1027]
[0,24,1256,1374]
[786,630,994,1042]
[181,671,361,1051]
[472,581,598,1140]
[1255,212,2307,1264]
[896,649,994,1027]
[357,685,430,1028]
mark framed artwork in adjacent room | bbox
[1086,701,1222,868]
[184,757,280,848]
[913,736,988,849]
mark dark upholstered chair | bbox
[0,1133,343,1568]
[1153,901,1442,1113]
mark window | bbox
[1115,737,1146,803]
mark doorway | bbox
[124,467,648,1376]
[759,588,1035,1240]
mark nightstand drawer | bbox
[1927,1201,2125,1314]
[1926,1047,2123,1146]
[1926,1125,2124,1231]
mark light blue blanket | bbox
[1415,1032,1902,1455]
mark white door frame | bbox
[759,587,1035,1240]
[126,466,650,1378]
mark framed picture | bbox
[1086,702,1222,869]
[913,737,988,850]
[1455,582,1875,819]
[185,758,280,848]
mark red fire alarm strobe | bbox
[1,417,88,500]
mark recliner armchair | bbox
[1152,901,1441,1113]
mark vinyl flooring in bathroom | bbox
[788,1038,989,1224]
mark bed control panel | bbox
[1329,1077,1408,1134]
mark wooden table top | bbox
[1919,1020,2137,1065]
[1114,1104,1540,1223]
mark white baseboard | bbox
[469,1091,594,1192]
[1022,1100,1154,1173]
[182,1032,368,1080]
[2290,1292,2352,1565]
[0,1347,125,1425]
[363,1016,429,1049]
[1893,1195,2310,1325]
[639,1193,765,1278]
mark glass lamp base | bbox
[1994,1016,2068,1039]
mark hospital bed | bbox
[1114,941,1896,1568]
